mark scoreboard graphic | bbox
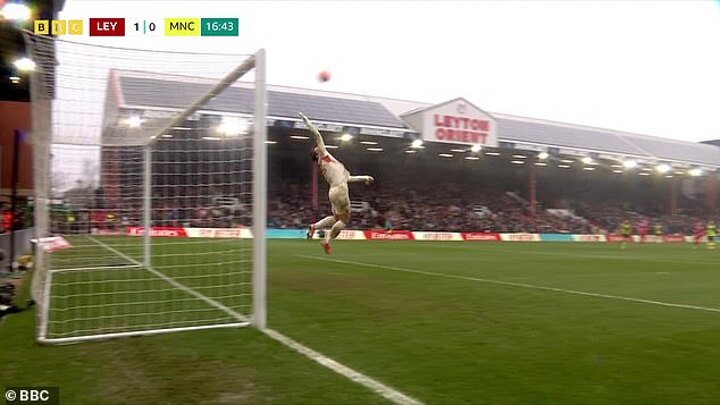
[33,17,238,37]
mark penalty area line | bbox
[298,255,720,315]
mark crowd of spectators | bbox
[270,185,557,234]
[266,181,712,235]
[571,200,711,235]
[41,180,715,236]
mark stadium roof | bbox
[114,72,407,130]
[107,70,720,169]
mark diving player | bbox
[300,112,374,255]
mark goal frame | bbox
[24,32,267,344]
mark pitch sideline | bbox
[299,254,720,314]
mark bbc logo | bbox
[5,387,59,405]
[34,19,83,35]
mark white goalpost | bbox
[23,32,266,343]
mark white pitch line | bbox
[298,255,720,314]
[86,237,422,404]
[264,329,423,405]
[490,248,720,266]
[417,243,720,266]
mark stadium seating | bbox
[267,180,710,234]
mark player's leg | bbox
[321,210,349,255]
[308,215,336,239]
[326,209,349,242]
[321,185,350,254]
[327,185,350,243]
[308,188,340,240]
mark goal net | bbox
[23,33,267,344]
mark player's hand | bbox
[365,176,374,185]
[299,112,321,136]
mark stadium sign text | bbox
[433,114,490,144]
[462,232,501,241]
[401,97,498,147]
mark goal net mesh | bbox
[24,33,265,343]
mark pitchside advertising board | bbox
[401,97,499,147]
[82,227,690,243]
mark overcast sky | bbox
[60,0,720,143]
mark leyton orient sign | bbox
[402,98,498,147]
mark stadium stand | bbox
[40,70,719,238]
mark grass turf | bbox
[3,239,720,403]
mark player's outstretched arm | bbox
[348,175,374,185]
[299,112,327,156]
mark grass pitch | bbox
[3,239,720,404]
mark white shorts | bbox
[328,183,350,217]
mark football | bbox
[318,70,331,82]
